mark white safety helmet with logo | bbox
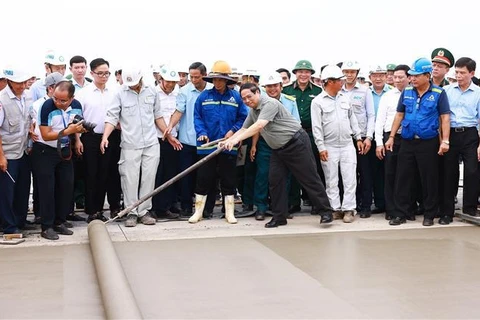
[341,60,361,71]
[160,65,180,81]
[369,65,387,74]
[2,66,32,83]
[44,50,67,66]
[122,68,143,87]
[261,72,283,86]
[321,65,346,81]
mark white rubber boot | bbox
[189,194,207,224]
[224,195,237,224]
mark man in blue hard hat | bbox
[385,57,450,227]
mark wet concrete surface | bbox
[1,226,480,319]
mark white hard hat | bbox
[321,65,346,81]
[122,69,143,86]
[446,68,456,80]
[341,60,361,71]
[175,64,189,74]
[261,72,283,86]
[243,69,260,77]
[369,65,387,74]
[2,66,32,83]
[44,50,67,65]
[311,71,321,79]
[160,65,180,81]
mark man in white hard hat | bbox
[176,64,189,88]
[151,65,183,220]
[30,50,68,101]
[0,67,34,234]
[249,72,300,220]
[312,65,363,223]
[100,68,162,228]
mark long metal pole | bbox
[105,146,224,224]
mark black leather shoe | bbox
[303,199,312,207]
[288,205,301,214]
[439,215,453,225]
[41,228,59,240]
[320,213,333,224]
[371,207,385,214]
[63,221,73,228]
[169,206,181,214]
[422,218,434,226]
[66,212,86,222]
[179,208,192,219]
[255,210,266,221]
[389,217,406,226]
[53,224,74,235]
[87,212,107,223]
[310,206,319,215]
[157,210,180,220]
[242,204,254,213]
[406,215,416,221]
[359,211,371,218]
[110,208,121,219]
[265,218,287,228]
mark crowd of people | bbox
[1,47,479,241]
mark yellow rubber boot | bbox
[224,195,237,224]
[188,194,207,224]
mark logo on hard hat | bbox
[59,56,65,62]
[4,69,13,76]
[126,76,133,82]
[438,50,444,57]
[347,62,353,67]
[170,71,176,77]
[302,62,306,65]
[269,76,274,80]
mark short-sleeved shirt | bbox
[39,98,83,148]
[396,83,450,115]
[282,81,322,130]
[243,95,301,149]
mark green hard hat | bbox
[292,60,315,74]
[386,63,397,71]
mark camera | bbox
[72,114,97,132]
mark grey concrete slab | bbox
[0,245,104,319]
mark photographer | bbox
[33,81,86,240]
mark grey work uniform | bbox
[105,84,161,217]
[243,95,332,220]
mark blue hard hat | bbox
[408,58,433,75]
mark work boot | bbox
[343,210,355,223]
[124,214,138,227]
[140,213,156,225]
[189,194,207,223]
[224,195,237,224]
[333,211,344,220]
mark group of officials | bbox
[1,47,479,240]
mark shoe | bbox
[66,212,86,222]
[333,211,344,220]
[371,207,385,214]
[288,205,301,214]
[303,199,312,207]
[389,217,406,226]
[242,204,254,213]
[169,206,181,214]
[406,215,416,221]
[156,210,180,220]
[140,213,156,225]
[189,194,207,223]
[62,220,73,228]
[110,208,121,219]
[41,228,59,240]
[179,208,192,218]
[359,211,371,218]
[265,218,287,228]
[53,224,74,235]
[422,218,434,226]
[310,206,319,215]
[465,211,480,217]
[320,213,333,224]
[343,211,355,223]
[124,214,138,227]
[87,212,107,223]
[385,214,392,220]
[20,224,39,231]
[224,195,238,224]
[255,210,266,221]
[439,215,453,225]
[75,203,85,210]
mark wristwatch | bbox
[442,140,450,145]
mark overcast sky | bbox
[2,0,478,81]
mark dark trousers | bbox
[82,132,114,215]
[394,138,439,220]
[369,139,385,209]
[0,154,31,233]
[32,143,73,231]
[355,138,373,212]
[152,139,180,213]
[178,144,197,211]
[270,130,332,220]
[237,138,256,206]
[106,129,122,210]
[444,128,479,216]
[196,153,236,196]
[383,132,401,215]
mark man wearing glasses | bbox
[75,58,122,222]
[34,81,86,240]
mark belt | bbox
[277,130,302,150]
[414,135,421,139]
[451,126,476,132]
